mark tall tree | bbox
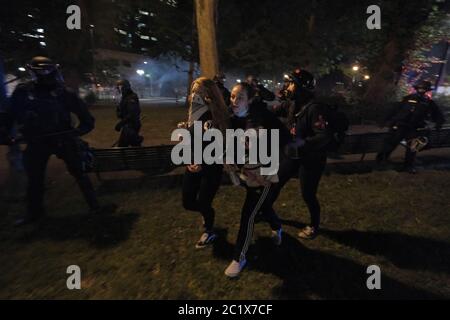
[195,0,219,78]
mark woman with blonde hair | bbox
[182,77,230,248]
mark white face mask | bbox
[191,92,206,108]
[233,101,249,118]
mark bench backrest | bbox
[338,127,450,155]
[89,145,174,174]
[88,128,450,173]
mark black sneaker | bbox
[195,232,217,249]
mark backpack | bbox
[319,103,350,152]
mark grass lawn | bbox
[0,105,449,299]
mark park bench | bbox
[337,127,450,161]
[86,127,450,177]
[87,145,176,179]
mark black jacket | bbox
[8,82,95,139]
[187,110,218,165]
[385,93,445,130]
[294,101,333,154]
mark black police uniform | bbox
[376,93,445,168]
[231,103,290,263]
[182,110,223,233]
[8,82,99,221]
[116,89,143,147]
[268,97,332,231]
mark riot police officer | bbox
[376,80,445,173]
[115,79,143,147]
[213,72,231,106]
[5,56,101,225]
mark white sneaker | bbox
[271,228,282,246]
[195,232,217,249]
[224,259,247,278]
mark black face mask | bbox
[33,70,63,90]
[293,88,313,106]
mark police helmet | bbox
[27,56,64,85]
[289,68,315,91]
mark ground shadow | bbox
[211,231,442,299]
[252,234,442,299]
[320,228,450,275]
[325,156,450,175]
[278,219,307,230]
[96,175,184,195]
[212,228,235,261]
[16,211,140,249]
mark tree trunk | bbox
[186,59,195,108]
[194,0,219,78]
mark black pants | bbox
[118,125,143,147]
[23,139,99,219]
[182,164,223,232]
[269,153,327,230]
[376,127,418,167]
[234,184,282,262]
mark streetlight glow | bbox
[352,65,359,72]
[364,75,370,80]
[136,69,145,76]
